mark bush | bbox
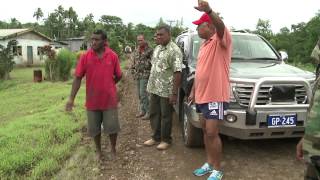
[44,47,76,81]
[0,40,16,80]
[56,49,76,81]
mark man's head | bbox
[91,30,107,51]
[137,34,146,47]
[156,25,171,46]
[193,13,216,40]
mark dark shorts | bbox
[196,102,229,120]
[87,109,120,137]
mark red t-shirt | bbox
[75,47,122,110]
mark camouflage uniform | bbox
[147,41,183,143]
[304,77,320,179]
[130,45,153,114]
[311,42,320,78]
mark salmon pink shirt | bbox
[195,28,232,103]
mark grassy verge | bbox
[0,68,86,179]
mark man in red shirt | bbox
[189,1,232,180]
[66,30,122,160]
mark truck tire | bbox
[180,96,203,147]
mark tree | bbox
[44,13,59,38]
[33,8,44,22]
[79,13,96,39]
[8,18,22,28]
[255,18,273,40]
[0,40,17,80]
[65,7,78,37]
[157,17,167,27]
[54,5,67,39]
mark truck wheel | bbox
[180,97,203,147]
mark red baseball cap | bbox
[192,13,212,25]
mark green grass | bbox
[0,68,86,179]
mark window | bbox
[12,46,22,56]
[37,47,43,55]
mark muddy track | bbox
[78,73,304,180]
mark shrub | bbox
[56,49,76,81]
[0,40,16,80]
[43,45,58,81]
[44,47,76,81]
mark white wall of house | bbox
[0,32,51,65]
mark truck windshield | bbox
[190,34,279,64]
[232,35,278,60]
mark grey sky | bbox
[0,0,319,33]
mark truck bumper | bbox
[187,105,306,139]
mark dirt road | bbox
[58,75,304,180]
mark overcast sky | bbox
[0,0,319,33]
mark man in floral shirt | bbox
[143,25,183,150]
[130,34,153,119]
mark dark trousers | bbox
[149,93,173,144]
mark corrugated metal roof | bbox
[0,29,29,38]
[0,28,52,41]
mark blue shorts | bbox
[196,102,229,120]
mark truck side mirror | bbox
[279,50,288,61]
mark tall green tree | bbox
[255,18,273,40]
[65,7,78,37]
[8,18,22,28]
[33,8,44,22]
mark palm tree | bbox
[65,7,78,37]
[33,8,44,22]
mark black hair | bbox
[157,25,171,34]
[93,29,107,40]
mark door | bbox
[27,46,33,64]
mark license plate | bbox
[267,114,297,128]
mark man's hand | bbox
[194,0,211,13]
[188,89,195,105]
[169,94,178,105]
[65,99,74,112]
[296,138,304,162]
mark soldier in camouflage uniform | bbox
[130,34,153,119]
[143,25,183,150]
[311,38,320,79]
[297,77,320,179]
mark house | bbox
[0,29,53,65]
[50,40,68,50]
[62,36,87,52]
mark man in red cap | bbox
[188,1,232,180]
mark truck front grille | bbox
[234,84,307,107]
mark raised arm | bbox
[195,1,225,39]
